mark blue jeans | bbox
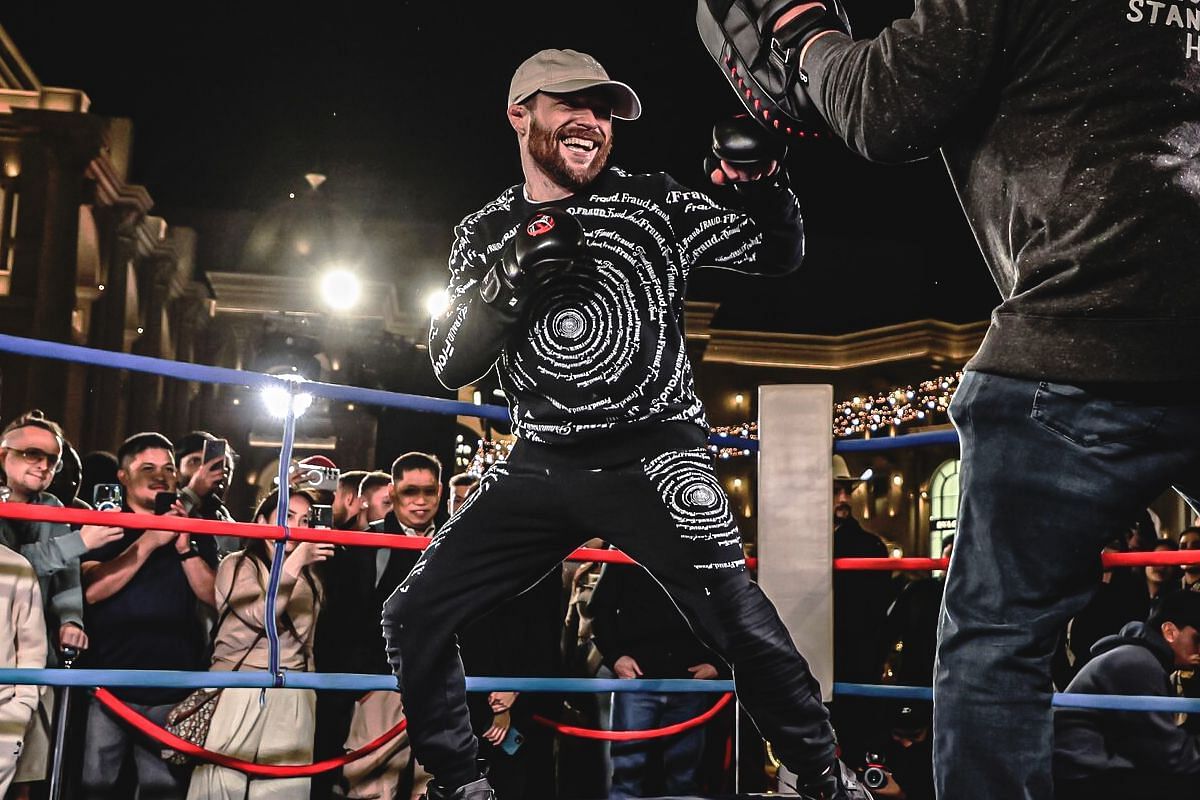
[933,371,1200,800]
[609,690,713,799]
[81,696,188,800]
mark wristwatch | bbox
[177,540,201,561]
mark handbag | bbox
[161,576,266,766]
[161,686,224,766]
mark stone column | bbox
[0,110,103,428]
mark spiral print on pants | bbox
[642,448,745,571]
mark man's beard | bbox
[528,116,612,192]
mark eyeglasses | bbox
[2,446,63,473]
[397,485,439,499]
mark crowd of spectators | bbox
[0,408,1196,799]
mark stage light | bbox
[320,268,361,312]
[425,288,450,317]
[261,375,313,419]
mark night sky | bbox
[4,2,999,334]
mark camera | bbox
[289,462,339,493]
[306,504,333,529]
[93,483,124,512]
[862,753,889,790]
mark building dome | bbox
[241,174,365,275]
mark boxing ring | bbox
[0,331,1198,797]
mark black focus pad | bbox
[712,115,788,166]
[697,0,853,136]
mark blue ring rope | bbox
[834,682,1200,714]
[833,429,959,452]
[0,671,1194,713]
[0,333,509,421]
[0,333,971,455]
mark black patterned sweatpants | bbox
[381,446,835,789]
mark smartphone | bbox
[307,504,333,529]
[202,438,228,467]
[93,483,124,512]
[154,491,180,516]
[499,726,524,756]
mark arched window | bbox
[928,459,960,557]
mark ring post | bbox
[757,385,834,699]
[759,384,833,794]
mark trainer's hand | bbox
[480,208,586,308]
[687,663,719,680]
[614,655,643,679]
[707,115,786,185]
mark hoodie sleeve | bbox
[801,0,1007,163]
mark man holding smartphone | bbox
[80,432,218,800]
[176,431,237,552]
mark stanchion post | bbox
[47,646,78,800]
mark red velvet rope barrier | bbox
[532,692,733,741]
[93,688,406,777]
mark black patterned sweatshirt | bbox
[429,166,803,464]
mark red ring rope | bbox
[532,692,733,740]
[3,505,1192,571]
[94,688,406,777]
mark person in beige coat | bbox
[186,489,333,800]
[0,543,46,796]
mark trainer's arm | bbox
[429,220,518,389]
[667,173,804,277]
[801,0,1006,163]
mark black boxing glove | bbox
[705,114,788,184]
[479,208,586,310]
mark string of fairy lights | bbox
[464,372,964,471]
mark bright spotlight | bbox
[321,268,361,312]
[261,375,314,419]
[425,288,450,317]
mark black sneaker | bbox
[420,776,496,800]
[797,759,874,800]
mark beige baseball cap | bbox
[508,49,642,120]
